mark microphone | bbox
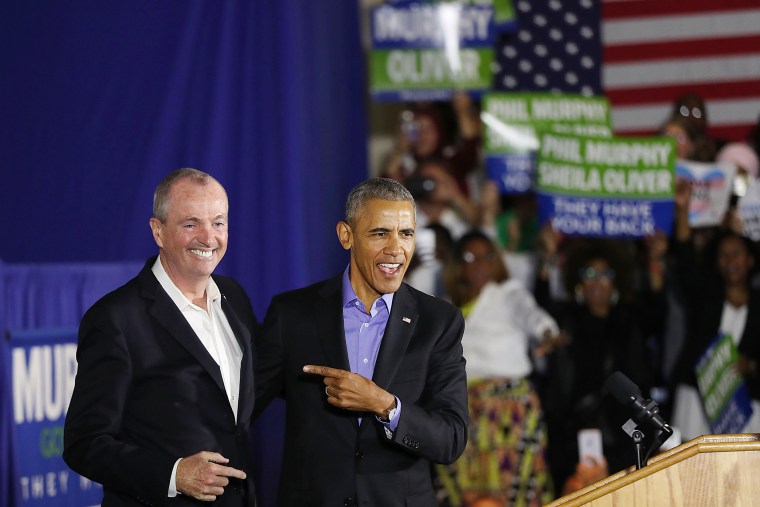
[604,371,669,431]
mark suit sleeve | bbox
[253,293,286,419]
[63,303,176,504]
[387,306,468,465]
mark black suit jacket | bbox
[676,286,760,399]
[64,258,259,507]
[255,276,468,507]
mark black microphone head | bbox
[604,371,642,406]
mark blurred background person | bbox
[404,223,454,299]
[670,91,723,156]
[671,228,760,440]
[480,181,541,292]
[658,113,715,162]
[407,158,483,241]
[716,141,760,222]
[537,238,664,493]
[435,230,564,507]
[382,91,482,196]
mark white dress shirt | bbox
[152,257,243,496]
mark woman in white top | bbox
[435,230,564,507]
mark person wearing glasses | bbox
[536,239,664,495]
[435,229,565,507]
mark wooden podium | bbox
[545,434,760,506]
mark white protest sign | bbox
[675,160,736,228]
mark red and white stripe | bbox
[601,0,760,142]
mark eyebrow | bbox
[181,214,228,223]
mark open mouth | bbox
[378,263,402,275]
[190,249,213,258]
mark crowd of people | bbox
[62,91,760,507]
[383,92,760,506]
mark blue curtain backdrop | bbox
[0,2,367,506]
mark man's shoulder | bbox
[83,258,158,314]
[82,271,144,322]
[271,275,340,304]
[399,282,458,316]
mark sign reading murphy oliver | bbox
[482,92,612,194]
[370,0,513,101]
[4,329,102,506]
[536,132,676,238]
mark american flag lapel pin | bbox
[402,317,411,324]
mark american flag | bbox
[493,0,760,142]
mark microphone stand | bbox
[604,372,675,470]
[621,417,674,470]
[621,419,646,469]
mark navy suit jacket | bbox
[64,258,258,506]
[255,276,468,507]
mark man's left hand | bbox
[303,364,395,417]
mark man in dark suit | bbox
[64,168,259,506]
[255,177,468,506]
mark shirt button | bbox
[363,358,368,364]
[364,323,369,328]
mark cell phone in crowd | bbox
[577,428,604,464]
[400,110,419,143]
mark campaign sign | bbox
[536,132,676,238]
[695,333,753,435]
[4,328,102,506]
[370,0,510,101]
[482,92,612,194]
[676,160,736,228]
[738,178,760,241]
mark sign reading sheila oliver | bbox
[482,92,612,194]
[536,132,676,238]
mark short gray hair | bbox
[344,177,415,227]
[152,168,225,222]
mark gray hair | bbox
[152,168,226,222]
[344,177,415,227]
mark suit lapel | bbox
[139,264,227,394]
[220,292,254,424]
[316,276,360,430]
[372,283,418,390]
[315,276,351,372]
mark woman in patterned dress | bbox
[436,230,565,507]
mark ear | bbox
[149,217,164,248]
[336,221,352,251]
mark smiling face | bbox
[337,198,415,308]
[149,178,228,295]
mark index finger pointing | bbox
[303,365,346,378]
[216,464,247,480]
